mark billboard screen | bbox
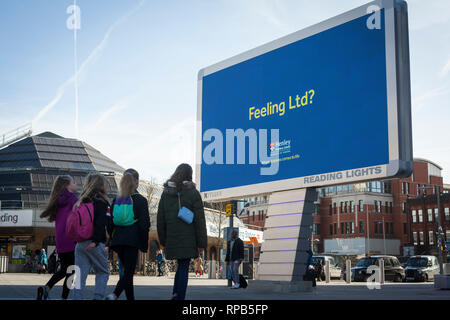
[196,0,412,201]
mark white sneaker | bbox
[104,293,117,300]
[231,284,240,289]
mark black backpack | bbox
[239,274,248,289]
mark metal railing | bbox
[0,200,48,209]
[0,123,32,150]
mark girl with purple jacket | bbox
[37,175,78,300]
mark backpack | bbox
[112,195,137,226]
[66,202,95,242]
[239,274,248,289]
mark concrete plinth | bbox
[247,280,313,293]
[434,275,450,290]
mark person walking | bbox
[225,230,244,289]
[194,256,203,277]
[156,250,165,277]
[37,175,78,300]
[39,249,48,274]
[72,173,111,300]
[104,169,150,300]
[157,163,207,300]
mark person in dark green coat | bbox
[157,163,207,300]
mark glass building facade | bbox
[0,132,124,209]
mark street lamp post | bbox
[418,186,444,275]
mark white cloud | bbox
[439,57,450,78]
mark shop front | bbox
[0,209,55,272]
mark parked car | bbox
[405,255,439,282]
[345,255,405,282]
[311,255,342,280]
[397,256,410,268]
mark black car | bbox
[405,256,440,282]
[348,255,405,282]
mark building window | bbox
[312,223,320,236]
[413,232,418,245]
[351,221,355,234]
[385,201,388,213]
[429,231,434,245]
[417,184,421,196]
[341,222,344,234]
[350,201,354,213]
[385,222,389,234]
[401,182,405,194]
[375,222,378,234]
[390,202,393,213]
[427,209,433,222]
[406,183,410,195]
[334,223,337,235]
[433,208,437,220]
[330,224,333,235]
[345,222,350,234]
[329,204,332,216]
[359,200,363,212]
[403,223,407,235]
[402,202,406,213]
[418,210,423,223]
[340,202,343,214]
[419,231,424,245]
[390,222,394,234]
[445,208,450,221]
[345,201,348,213]
[333,203,337,215]
[359,221,364,234]
[252,211,255,220]
[412,210,417,223]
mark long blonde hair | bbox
[75,173,109,207]
[119,168,139,198]
[40,175,73,222]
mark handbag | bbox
[177,192,194,224]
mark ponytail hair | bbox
[119,168,139,198]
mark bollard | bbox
[346,260,351,283]
[379,259,385,284]
[325,260,330,283]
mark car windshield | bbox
[311,257,325,265]
[407,258,428,267]
[356,258,377,267]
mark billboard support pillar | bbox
[248,188,317,293]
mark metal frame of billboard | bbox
[196,0,412,201]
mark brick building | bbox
[238,158,446,257]
[407,193,450,257]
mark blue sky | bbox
[0,0,449,184]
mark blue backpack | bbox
[112,195,138,226]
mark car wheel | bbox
[424,274,428,282]
[394,274,402,283]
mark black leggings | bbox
[45,251,75,299]
[113,246,138,300]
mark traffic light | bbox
[226,203,232,217]
[231,200,237,216]
[226,200,238,217]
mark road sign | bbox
[196,0,412,201]
[226,203,232,217]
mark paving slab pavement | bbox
[0,273,449,300]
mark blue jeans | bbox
[173,259,190,300]
[231,261,241,285]
[72,241,109,300]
